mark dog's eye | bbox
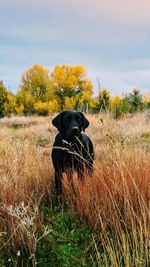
[65,117,70,122]
[77,117,82,122]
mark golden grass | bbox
[0,111,150,265]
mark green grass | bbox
[37,206,94,267]
[0,206,94,267]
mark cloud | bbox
[0,0,150,94]
[5,0,150,28]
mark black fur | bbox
[52,110,94,205]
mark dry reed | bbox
[0,111,149,266]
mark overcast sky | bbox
[0,0,150,96]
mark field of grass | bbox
[0,111,150,266]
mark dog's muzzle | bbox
[72,126,80,136]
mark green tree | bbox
[51,65,93,110]
[0,81,8,118]
[128,88,143,112]
[121,94,132,114]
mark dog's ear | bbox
[80,112,89,131]
[52,113,63,131]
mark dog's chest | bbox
[60,143,85,169]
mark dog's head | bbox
[52,110,89,140]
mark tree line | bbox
[0,64,150,118]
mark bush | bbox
[0,81,8,118]
[34,100,59,115]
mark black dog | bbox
[52,110,94,204]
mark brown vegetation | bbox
[0,111,150,266]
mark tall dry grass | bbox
[64,146,150,265]
[0,118,54,264]
[0,111,150,266]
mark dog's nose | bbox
[72,126,79,135]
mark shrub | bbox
[34,100,59,115]
[0,81,8,118]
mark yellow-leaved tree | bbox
[34,100,59,115]
[4,93,17,116]
[143,92,150,108]
[64,97,76,110]
[16,92,35,115]
[51,65,93,110]
[15,104,24,116]
[18,64,54,114]
[96,88,111,112]
[110,96,122,118]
